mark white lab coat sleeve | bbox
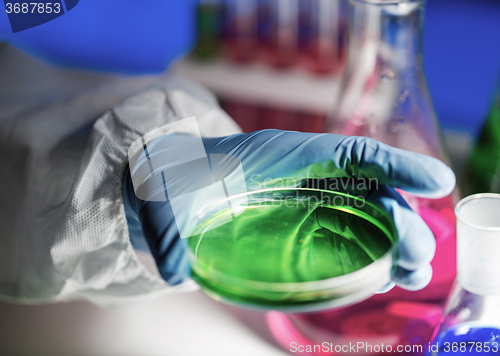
[0,45,241,306]
[57,79,242,306]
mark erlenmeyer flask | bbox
[469,80,500,194]
[329,0,459,301]
[273,0,460,353]
[427,194,500,356]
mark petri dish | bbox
[187,187,398,312]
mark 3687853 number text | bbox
[441,341,499,353]
[5,3,61,14]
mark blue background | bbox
[424,0,500,134]
[0,0,499,136]
[0,0,198,73]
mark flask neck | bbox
[346,0,425,75]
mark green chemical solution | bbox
[188,196,396,308]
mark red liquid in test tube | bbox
[261,0,299,69]
[221,0,258,63]
[300,0,346,75]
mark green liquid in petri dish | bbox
[188,196,396,308]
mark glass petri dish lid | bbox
[186,187,398,313]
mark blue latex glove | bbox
[123,130,456,290]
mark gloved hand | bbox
[123,130,455,290]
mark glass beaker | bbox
[469,80,500,194]
[187,186,398,312]
[427,194,500,356]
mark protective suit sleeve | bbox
[0,44,241,306]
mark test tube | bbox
[192,0,221,60]
[300,0,346,75]
[261,0,299,69]
[221,0,258,63]
[297,0,313,56]
[257,0,271,48]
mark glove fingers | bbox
[204,131,455,199]
[366,186,436,289]
[392,265,433,291]
[375,282,396,294]
[327,135,456,199]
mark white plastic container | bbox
[456,193,500,296]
